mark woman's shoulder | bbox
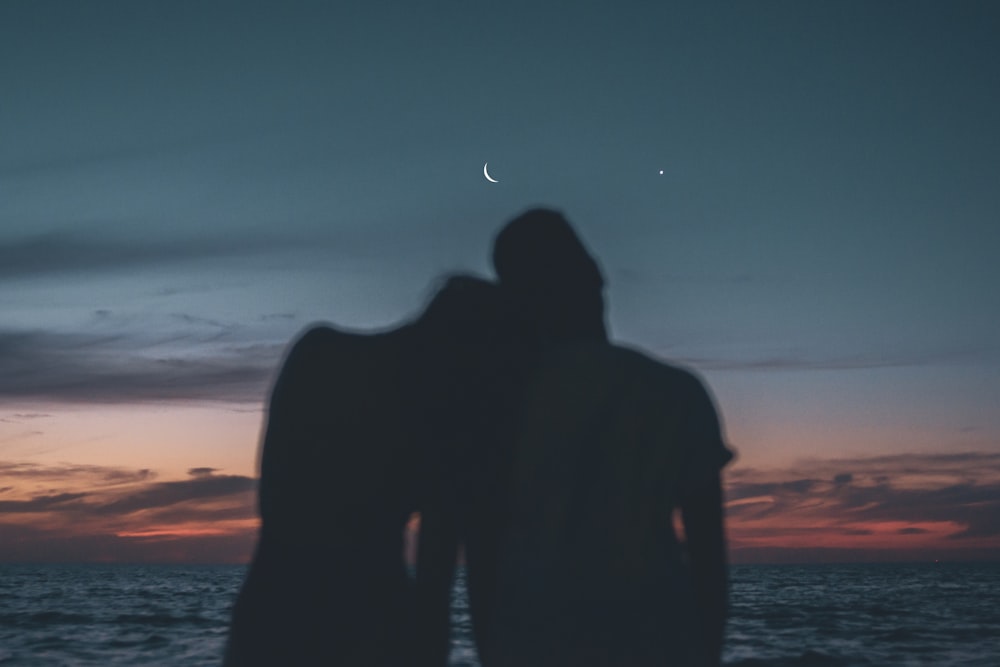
[281,324,413,385]
[293,322,356,346]
[286,323,380,359]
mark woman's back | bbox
[225,325,419,666]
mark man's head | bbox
[491,208,606,342]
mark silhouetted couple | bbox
[224,209,732,667]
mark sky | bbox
[1,0,998,564]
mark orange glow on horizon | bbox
[116,520,259,540]
[2,417,999,564]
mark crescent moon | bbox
[483,162,499,183]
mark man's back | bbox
[486,341,731,667]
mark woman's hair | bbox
[410,274,510,455]
[416,273,503,339]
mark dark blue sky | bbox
[1,1,998,481]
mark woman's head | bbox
[410,275,510,446]
[416,274,504,341]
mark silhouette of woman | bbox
[409,280,530,667]
[224,275,503,667]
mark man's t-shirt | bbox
[486,341,732,666]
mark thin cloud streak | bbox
[675,346,999,372]
[0,413,51,423]
[0,122,269,180]
[0,492,89,513]
[91,474,255,517]
[0,461,154,486]
[0,328,282,403]
[0,231,310,281]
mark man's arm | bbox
[681,472,728,667]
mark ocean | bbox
[1,563,998,666]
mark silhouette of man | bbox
[481,208,732,667]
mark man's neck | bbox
[542,317,608,346]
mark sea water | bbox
[1,563,998,666]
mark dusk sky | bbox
[2,1,998,563]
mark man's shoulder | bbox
[601,342,707,394]
[540,341,710,406]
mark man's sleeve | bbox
[677,372,733,498]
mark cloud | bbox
[725,451,1000,560]
[92,472,255,517]
[612,268,784,287]
[0,328,282,403]
[0,412,51,423]
[799,451,1000,481]
[675,345,998,372]
[0,463,253,517]
[0,461,155,486]
[0,492,89,513]
[0,462,258,563]
[0,231,306,281]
